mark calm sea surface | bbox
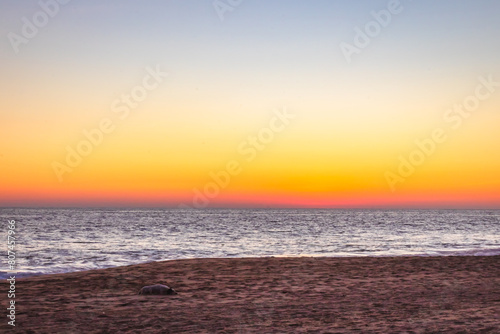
[1,208,499,279]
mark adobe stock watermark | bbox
[213,0,244,21]
[385,75,498,192]
[339,0,411,64]
[181,107,295,208]
[7,0,72,54]
[52,65,168,182]
[6,220,17,327]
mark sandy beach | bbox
[2,255,499,333]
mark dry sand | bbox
[2,256,499,333]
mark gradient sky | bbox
[1,0,500,208]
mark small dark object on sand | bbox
[139,284,177,295]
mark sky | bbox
[1,0,500,208]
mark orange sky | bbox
[1,1,500,208]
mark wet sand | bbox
[2,256,499,333]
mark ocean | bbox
[1,208,499,279]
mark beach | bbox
[3,255,499,333]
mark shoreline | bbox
[2,255,499,333]
[4,249,500,280]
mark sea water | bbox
[1,208,499,279]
